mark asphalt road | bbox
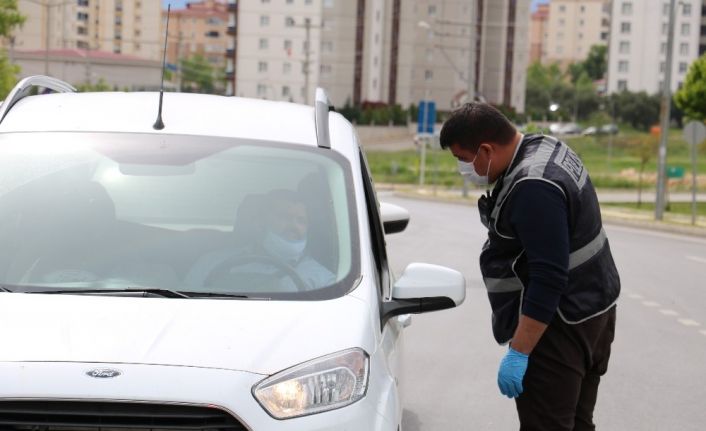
[382,194,706,431]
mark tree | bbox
[180,54,220,94]
[0,0,26,98]
[611,91,660,131]
[674,54,706,121]
[631,135,659,208]
[525,61,574,121]
[568,45,607,84]
[75,78,112,92]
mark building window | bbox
[425,70,433,80]
[680,42,689,55]
[661,42,667,53]
[260,15,269,26]
[621,2,632,15]
[559,5,566,12]
[559,18,565,26]
[286,0,293,4]
[259,38,268,49]
[322,41,333,52]
[679,62,688,73]
[283,62,291,74]
[618,60,629,72]
[320,64,332,74]
[681,23,690,36]
[662,23,668,35]
[78,0,89,6]
[683,3,692,16]
[663,3,671,15]
[579,19,585,26]
[261,0,270,2]
[205,30,219,38]
[285,17,295,27]
[619,41,630,54]
[305,0,312,4]
[660,62,666,72]
[258,61,268,72]
[621,22,631,34]
[580,5,585,13]
[284,40,292,51]
[282,86,290,97]
[77,12,89,21]
[601,32,608,41]
[77,26,88,35]
[428,5,436,16]
[77,40,89,49]
[257,84,267,96]
[578,32,583,40]
[618,80,628,91]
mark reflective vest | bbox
[480,134,620,344]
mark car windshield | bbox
[0,132,359,300]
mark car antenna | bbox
[153,4,171,130]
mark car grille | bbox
[0,401,248,430]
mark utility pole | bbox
[655,0,678,221]
[467,2,476,103]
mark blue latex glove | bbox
[497,347,529,398]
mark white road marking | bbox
[677,319,701,327]
[686,255,706,264]
[628,293,644,299]
[659,309,679,316]
[642,301,660,307]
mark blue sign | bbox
[417,100,436,135]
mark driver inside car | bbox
[184,189,336,292]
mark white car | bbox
[0,76,465,430]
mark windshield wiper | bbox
[31,288,190,299]
[0,286,12,293]
[179,291,268,300]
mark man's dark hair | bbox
[439,102,517,151]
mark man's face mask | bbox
[263,229,307,263]
[457,149,492,187]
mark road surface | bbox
[383,195,706,430]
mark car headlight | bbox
[252,348,369,419]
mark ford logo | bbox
[86,368,122,379]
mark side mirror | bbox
[381,263,466,324]
[380,202,410,234]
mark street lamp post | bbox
[417,20,433,188]
[655,0,679,221]
[23,0,74,76]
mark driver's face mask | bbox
[263,230,307,263]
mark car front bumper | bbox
[0,361,397,430]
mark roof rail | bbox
[314,87,332,149]
[0,75,76,125]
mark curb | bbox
[378,186,706,239]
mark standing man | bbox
[440,103,620,430]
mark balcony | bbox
[227,25,236,36]
[228,2,238,13]
[225,70,235,80]
[225,48,235,57]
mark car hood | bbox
[0,292,375,375]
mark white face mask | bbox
[458,152,492,187]
[263,230,307,263]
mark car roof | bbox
[0,92,354,152]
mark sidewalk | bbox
[377,183,706,238]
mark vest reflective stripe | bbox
[484,277,524,293]
[568,227,607,270]
[490,137,558,221]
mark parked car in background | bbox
[599,124,619,135]
[558,122,583,135]
[582,126,598,136]
[0,76,466,430]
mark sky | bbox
[162,0,547,11]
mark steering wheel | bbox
[203,254,309,292]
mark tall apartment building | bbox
[164,1,229,88]
[530,3,549,64]
[607,0,702,94]
[543,0,610,67]
[226,0,530,112]
[11,0,162,61]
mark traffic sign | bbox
[417,100,436,135]
[667,166,685,179]
[683,120,706,147]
